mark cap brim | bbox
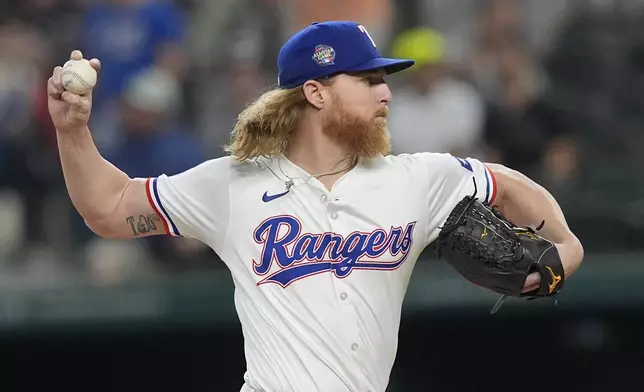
[345,57,415,75]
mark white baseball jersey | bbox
[146,152,497,392]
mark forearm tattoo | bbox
[126,214,161,236]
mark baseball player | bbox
[47,21,583,392]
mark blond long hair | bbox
[224,86,309,161]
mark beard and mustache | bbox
[320,93,391,159]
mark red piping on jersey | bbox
[145,178,170,235]
[486,166,498,205]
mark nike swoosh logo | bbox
[262,190,289,203]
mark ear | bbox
[302,80,326,109]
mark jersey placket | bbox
[323,191,374,392]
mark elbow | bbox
[562,225,584,266]
[562,233,585,278]
[83,217,113,238]
[572,234,585,267]
[84,217,128,240]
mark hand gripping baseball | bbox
[47,50,101,133]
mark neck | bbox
[283,118,355,176]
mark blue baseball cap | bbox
[277,21,415,89]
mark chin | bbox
[375,117,387,125]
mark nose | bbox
[379,83,392,105]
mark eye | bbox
[362,76,386,86]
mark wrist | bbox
[56,125,91,142]
[56,123,87,133]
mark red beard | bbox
[321,100,391,159]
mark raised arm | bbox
[48,50,164,239]
[486,163,584,281]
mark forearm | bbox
[57,126,130,225]
[487,163,584,276]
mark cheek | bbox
[344,97,371,115]
[330,88,374,118]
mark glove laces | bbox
[490,288,560,315]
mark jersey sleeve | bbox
[415,153,497,245]
[144,157,231,253]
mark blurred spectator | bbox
[105,67,204,179]
[468,0,538,106]
[479,45,577,182]
[0,21,60,261]
[286,0,393,46]
[427,0,569,71]
[8,0,84,68]
[540,5,644,250]
[466,0,578,184]
[387,27,485,157]
[79,0,187,150]
[196,28,270,158]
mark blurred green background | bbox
[2,0,644,391]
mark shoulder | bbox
[166,156,235,182]
[368,153,491,185]
[370,152,467,171]
[191,155,235,170]
[157,155,263,195]
[353,153,465,184]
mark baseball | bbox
[61,58,97,95]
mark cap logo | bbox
[358,25,377,48]
[312,45,335,66]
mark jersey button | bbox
[351,343,359,351]
[340,292,347,301]
[330,212,339,220]
[320,194,327,203]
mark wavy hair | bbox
[224,86,312,161]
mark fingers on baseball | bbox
[48,66,64,98]
[89,58,101,73]
[61,91,90,113]
[70,50,83,61]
